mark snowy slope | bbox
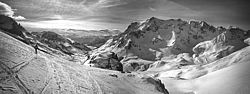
[195,55,250,94]
[0,29,168,94]
[158,46,250,94]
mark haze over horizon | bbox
[0,0,249,31]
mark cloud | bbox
[93,0,127,8]
[48,15,63,20]
[3,0,125,21]
[169,0,250,29]
[19,19,125,30]
[0,2,26,20]
[5,0,249,30]
[40,15,63,20]
[0,2,14,17]
[149,7,156,11]
[12,15,26,20]
[81,15,132,24]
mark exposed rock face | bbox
[193,28,250,64]
[31,31,90,55]
[142,77,169,94]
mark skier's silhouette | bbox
[34,43,38,54]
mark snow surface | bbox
[158,46,250,94]
[0,31,168,94]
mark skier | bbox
[34,43,38,54]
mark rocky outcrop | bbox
[193,27,250,64]
[89,52,123,71]
[122,57,153,72]
[0,15,25,37]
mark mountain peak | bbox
[148,17,161,21]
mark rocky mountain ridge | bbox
[0,15,33,44]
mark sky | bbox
[0,0,249,31]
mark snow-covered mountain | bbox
[88,17,249,71]
[93,17,226,60]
